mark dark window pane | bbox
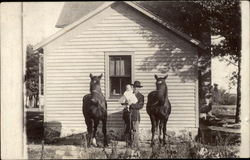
[110,77,121,95]
[109,55,131,98]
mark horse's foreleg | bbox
[155,119,160,145]
[163,118,168,145]
[150,115,156,146]
[155,119,159,135]
[93,120,99,146]
[159,120,163,144]
[102,119,108,147]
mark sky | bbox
[23,2,237,94]
[23,2,64,47]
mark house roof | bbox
[34,1,204,50]
[55,2,105,28]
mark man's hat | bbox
[131,81,143,88]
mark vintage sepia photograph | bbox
[1,1,249,159]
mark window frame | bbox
[105,52,134,99]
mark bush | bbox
[213,88,236,105]
[43,122,62,144]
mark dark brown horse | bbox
[82,73,108,147]
[146,74,171,146]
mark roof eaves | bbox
[55,23,67,28]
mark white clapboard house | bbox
[34,1,205,138]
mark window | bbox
[109,55,132,98]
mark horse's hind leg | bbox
[102,119,108,147]
[150,115,157,146]
[163,118,168,145]
[85,118,93,147]
[93,120,99,146]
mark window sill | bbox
[106,96,121,102]
[109,95,122,99]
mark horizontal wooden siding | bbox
[44,3,198,135]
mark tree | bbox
[138,0,241,122]
[196,0,241,123]
[213,87,236,105]
[25,44,41,108]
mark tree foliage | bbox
[138,0,241,122]
[138,0,241,58]
[25,44,40,97]
[213,88,237,105]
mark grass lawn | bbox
[28,139,240,159]
[212,104,236,116]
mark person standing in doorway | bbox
[128,81,144,148]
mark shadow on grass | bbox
[42,110,127,147]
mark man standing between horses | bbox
[128,81,144,148]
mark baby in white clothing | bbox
[119,84,138,109]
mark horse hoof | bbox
[104,144,108,148]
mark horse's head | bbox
[154,74,168,90]
[89,73,102,91]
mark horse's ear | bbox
[154,74,158,80]
[89,73,93,79]
[163,75,168,80]
[98,73,103,79]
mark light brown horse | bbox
[82,73,108,147]
[146,74,172,146]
